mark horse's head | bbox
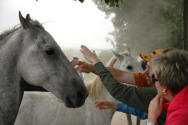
[17,12,88,108]
[112,50,143,72]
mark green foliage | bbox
[78,0,84,3]
[75,0,119,7]
[74,0,183,55]
[93,0,184,55]
[159,0,183,49]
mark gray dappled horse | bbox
[15,51,143,125]
[0,12,88,125]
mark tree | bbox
[184,0,188,50]
[76,0,184,55]
[76,0,119,7]
[93,0,183,55]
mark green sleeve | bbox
[94,62,157,113]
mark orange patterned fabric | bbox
[139,49,163,62]
[134,73,154,88]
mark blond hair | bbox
[151,50,188,94]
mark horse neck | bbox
[0,29,23,83]
[85,77,116,125]
[133,61,143,72]
[0,29,24,124]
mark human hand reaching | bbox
[71,60,96,74]
[95,100,117,110]
[80,45,100,65]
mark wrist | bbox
[147,122,155,125]
[148,116,157,123]
[92,59,100,65]
[111,102,117,109]
[89,64,97,74]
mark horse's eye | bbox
[45,48,55,55]
[126,65,133,70]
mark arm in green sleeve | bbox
[94,62,157,113]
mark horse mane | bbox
[0,26,20,41]
[86,56,117,98]
[0,19,44,45]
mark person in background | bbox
[94,50,164,119]
[78,46,188,125]
[72,48,166,88]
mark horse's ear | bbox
[19,11,31,29]
[112,51,123,60]
[26,14,31,21]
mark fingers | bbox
[80,45,96,56]
[95,100,108,110]
[94,100,117,110]
[159,96,163,106]
[81,45,89,51]
[80,45,100,64]
[80,45,92,55]
[95,100,106,106]
[152,94,163,104]
[71,60,81,66]
[71,60,84,71]
[148,94,164,123]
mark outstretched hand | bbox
[80,45,100,65]
[71,60,96,73]
[95,100,117,110]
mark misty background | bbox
[0,0,183,59]
[0,0,114,49]
[93,0,183,56]
[0,0,184,124]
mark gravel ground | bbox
[111,112,147,125]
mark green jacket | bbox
[94,62,166,125]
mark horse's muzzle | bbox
[64,87,88,108]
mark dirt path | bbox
[111,112,147,125]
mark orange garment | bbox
[139,49,164,62]
[134,73,154,87]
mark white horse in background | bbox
[15,51,143,125]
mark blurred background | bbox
[0,0,183,124]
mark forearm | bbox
[79,61,135,85]
[117,102,148,120]
[107,67,135,85]
[148,111,158,125]
[90,66,135,85]
[94,62,156,112]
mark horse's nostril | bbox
[77,91,83,98]
[77,91,88,99]
[65,96,75,108]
